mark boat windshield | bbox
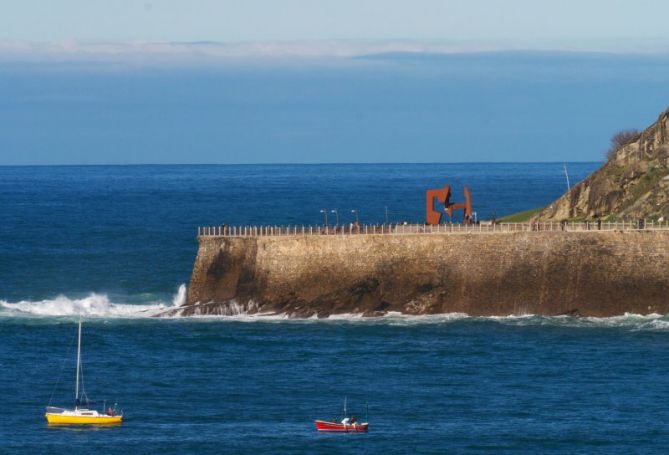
[45,406,66,414]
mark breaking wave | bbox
[2,288,669,331]
[0,284,187,319]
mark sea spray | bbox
[2,291,669,332]
[0,284,188,318]
[172,283,187,307]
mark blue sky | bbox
[1,0,669,47]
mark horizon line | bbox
[1,39,668,62]
[0,161,602,167]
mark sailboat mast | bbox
[563,163,571,192]
[75,320,82,406]
[344,396,347,417]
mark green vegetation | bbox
[603,164,626,179]
[628,167,669,202]
[498,207,543,222]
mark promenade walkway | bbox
[198,221,669,237]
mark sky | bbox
[1,0,669,48]
[1,1,669,165]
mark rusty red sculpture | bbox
[425,185,472,225]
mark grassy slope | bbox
[497,207,543,222]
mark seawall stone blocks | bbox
[184,231,669,317]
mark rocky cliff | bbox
[176,231,669,318]
[536,107,669,221]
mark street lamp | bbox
[331,209,339,226]
[319,209,328,226]
[351,209,359,224]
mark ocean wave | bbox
[2,290,669,331]
[326,312,669,330]
[166,308,669,331]
[481,312,669,330]
[0,284,187,318]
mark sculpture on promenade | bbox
[425,185,472,225]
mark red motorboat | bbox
[315,420,368,432]
[315,397,368,432]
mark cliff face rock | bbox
[536,107,669,221]
[177,231,669,318]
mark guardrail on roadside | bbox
[197,220,669,237]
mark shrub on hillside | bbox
[607,129,641,160]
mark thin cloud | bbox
[0,39,668,64]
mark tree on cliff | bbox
[606,129,641,160]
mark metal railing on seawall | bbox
[197,220,669,237]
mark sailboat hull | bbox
[315,420,368,432]
[45,413,123,425]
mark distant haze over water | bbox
[1,52,669,165]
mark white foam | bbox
[166,310,669,332]
[316,311,669,330]
[148,303,669,331]
[2,288,669,331]
[466,312,669,330]
[166,299,262,318]
[172,283,187,307]
[0,284,187,319]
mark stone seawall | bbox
[181,231,669,317]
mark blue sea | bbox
[4,163,669,454]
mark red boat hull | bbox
[315,420,368,432]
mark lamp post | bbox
[320,209,328,226]
[351,209,359,224]
[331,209,339,226]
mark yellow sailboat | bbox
[45,320,123,425]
